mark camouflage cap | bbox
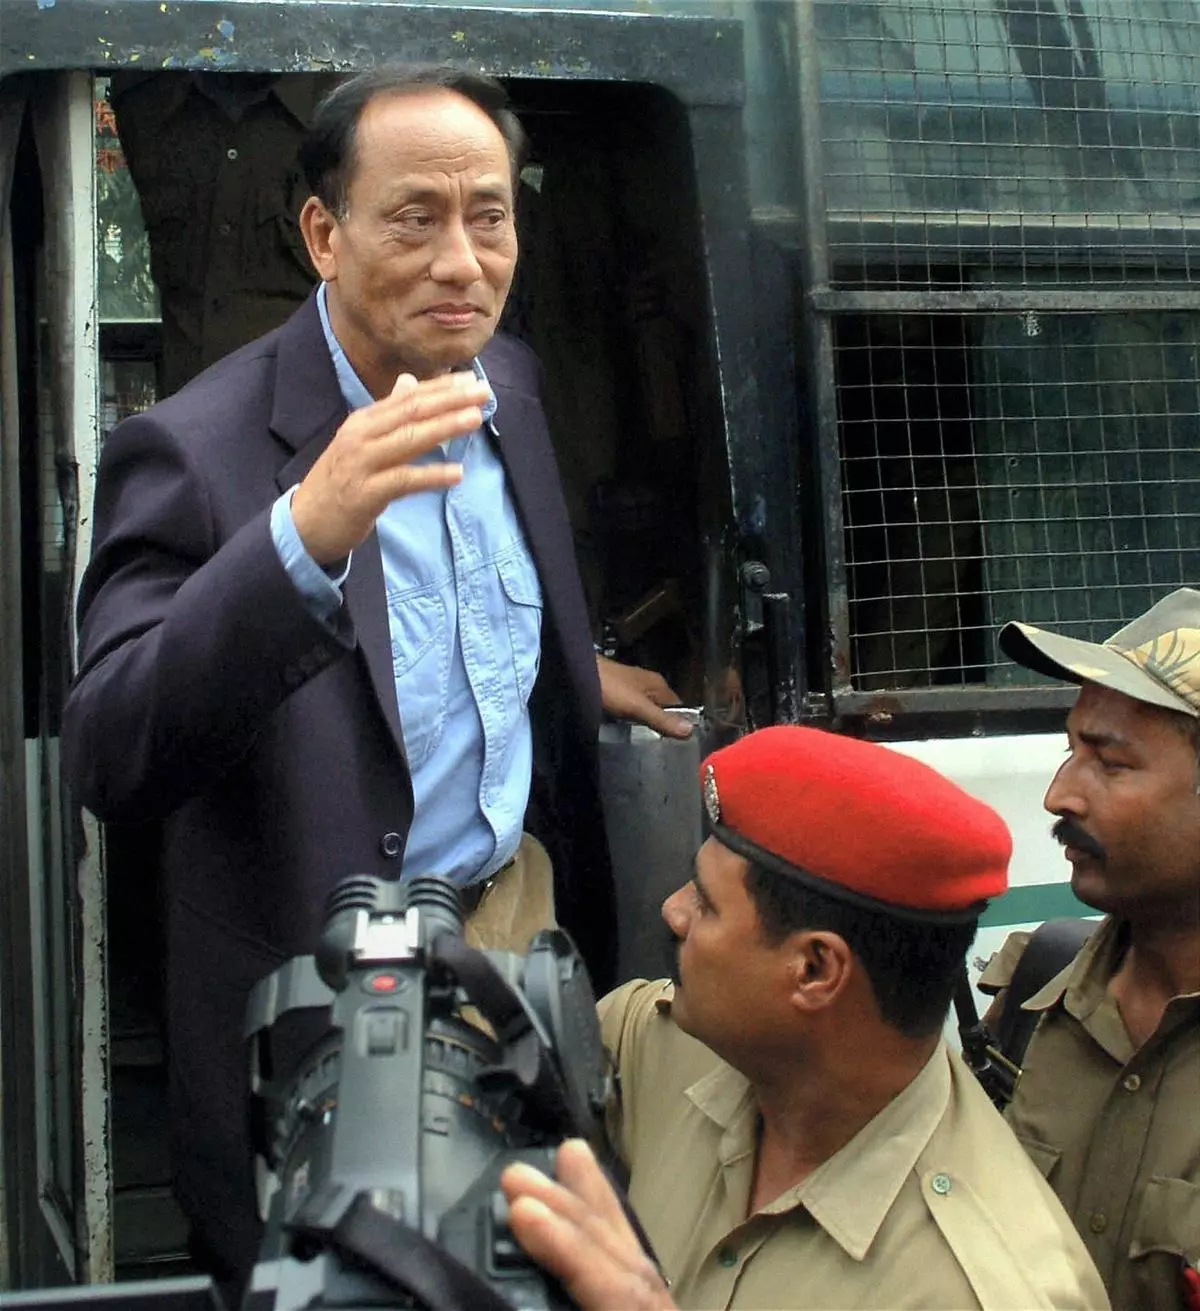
[999,587,1200,719]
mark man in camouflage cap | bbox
[500,726,1107,1310]
[979,588,1200,1311]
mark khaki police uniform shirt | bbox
[599,980,1109,1311]
[980,917,1200,1311]
[110,72,326,395]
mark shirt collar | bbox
[1022,915,1200,1060]
[274,76,324,125]
[791,1045,952,1261]
[1022,915,1119,1019]
[316,282,496,422]
[682,1034,952,1263]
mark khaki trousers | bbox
[462,832,556,955]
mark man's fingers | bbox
[642,701,694,739]
[501,1157,674,1311]
[554,1140,644,1234]
[361,392,487,466]
[500,1160,568,1212]
[377,369,489,422]
[390,401,486,452]
[377,460,464,500]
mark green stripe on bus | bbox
[979,882,1096,928]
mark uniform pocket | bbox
[389,589,450,770]
[497,549,543,704]
[249,171,317,291]
[1129,1175,1200,1264]
[138,181,194,288]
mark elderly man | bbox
[502,726,1108,1310]
[63,64,684,1287]
[975,590,1200,1311]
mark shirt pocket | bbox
[248,169,317,293]
[389,589,450,772]
[496,550,544,704]
[1129,1175,1200,1266]
[137,181,194,289]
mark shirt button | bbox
[380,832,403,859]
[1123,1073,1141,1092]
[1089,1211,1108,1234]
[931,1173,953,1196]
[226,146,239,160]
[717,1247,738,1268]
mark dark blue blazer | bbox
[63,294,615,1280]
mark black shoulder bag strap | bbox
[331,1193,516,1311]
[956,917,1096,1110]
[992,917,1097,1068]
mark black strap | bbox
[331,1193,515,1311]
[954,970,1020,1109]
[993,918,1097,1069]
[432,933,535,1045]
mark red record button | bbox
[367,972,400,994]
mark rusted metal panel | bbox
[1,2,743,107]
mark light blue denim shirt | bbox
[269,284,541,885]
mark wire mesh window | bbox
[816,0,1200,289]
[837,303,1200,690]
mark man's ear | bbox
[300,195,339,282]
[786,930,853,1015]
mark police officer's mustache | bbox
[1051,816,1107,862]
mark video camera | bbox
[9,873,612,1311]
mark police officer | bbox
[979,589,1200,1311]
[108,71,329,396]
[501,726,1109,1310]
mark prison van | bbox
[2,0,1196,1291]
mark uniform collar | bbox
[682,1037,952,1262]
[273,76,324,125]
[164,72,317,125]
[1022,915,1121,1016]
[1022,915,1200,1060]
[790,1045,951,1260]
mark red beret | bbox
[700,727,1010,921]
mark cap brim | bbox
[999,621,1199,718]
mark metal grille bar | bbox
[836,307,1200,690]
[817,0,1200,292]
[806,1,1200,701]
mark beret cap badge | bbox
[703,763,721,826]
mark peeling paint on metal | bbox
[216,18,234,39]
[451,29,465,41]
[192,44,238,68]
[36,0,57,10]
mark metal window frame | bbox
[792,0,1200,722]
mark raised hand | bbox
[291,369,491,564]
